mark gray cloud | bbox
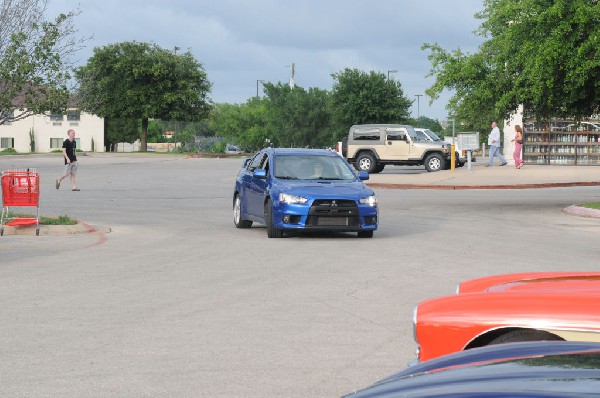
[52,0,484,119]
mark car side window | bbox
[248,152,264,171]
[261,156,270,174]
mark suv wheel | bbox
[424,153,445,172]
[356,152,377,173]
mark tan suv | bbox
[344,124,452,173]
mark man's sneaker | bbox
[500,162,508,166]
[56,179,60,189]
[72,188,80,191]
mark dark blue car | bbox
[344,341,600,397]
[233,148,378,238]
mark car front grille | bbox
[306,199,359,227]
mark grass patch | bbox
[5,212,77,225]
[579,203,600,210]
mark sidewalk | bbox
[367,161,600,190]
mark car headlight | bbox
[359,195,377,206]
[441,147,450,153]
[279,193,308,204]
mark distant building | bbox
[0,109,104,153]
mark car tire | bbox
[265,199,283,238]
[371,164,385,174]
[356,152,377,173]
[233,194,252,228]
[488,330,563,345]
[357,230,373,238]
[424,153,445,172]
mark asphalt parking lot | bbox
[1,154,600,397]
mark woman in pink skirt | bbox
[511,125,524,169]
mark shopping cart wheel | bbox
[36,227,40,236]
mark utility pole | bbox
[256,80,265,100]
[415,94,423,120]
[387,69,398,80]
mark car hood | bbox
[274,180,374,198]
[488,275,600,294]
[345,342,600,397]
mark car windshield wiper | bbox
[276,175,299,180]
[317,177,345,180]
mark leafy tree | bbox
[329,68,412,141]
[423,0,599,131]
[75,41,212,151]
[0,0,85,124]
[263,82,332,148]
[210,99,269,151]
[413,116,444,133]
[104,117,139,151]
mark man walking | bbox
[487,121,507,167]
[56,129,80,191]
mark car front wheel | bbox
[357,230,373,238]
[233,194,252,228]
[265,199,283,238]
[424,153,445,172]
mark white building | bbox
[0,110,104,153]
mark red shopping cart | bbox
[1,169,40,236]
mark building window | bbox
[50,137,81,149]
[67,110,81,121]
[1,137,15,148]
[50,112,63,122]
[50,138,63,148]
[1,110,13,125]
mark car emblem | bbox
[331,200,337,207]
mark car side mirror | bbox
[358,171,369,180]
[253,169,267,179]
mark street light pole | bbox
[387,69,398,80]
[256,80,265,100]
[415,94,423,120]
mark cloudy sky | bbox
[51,0,485,120]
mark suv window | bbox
[353,128,380,141]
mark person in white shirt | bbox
[487,121,507,167]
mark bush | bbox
[1,148,17,154]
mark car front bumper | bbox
[272,199,378,232]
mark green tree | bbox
[414,116,444,133]
[104,117,139,151]
[424,0,599,130]
[210,99,269,151]
[329,68,412,141]
[263,82,332,148]
[0,0,85,124]
[75,41,212,151]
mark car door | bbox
[245,152,270,217]
[384,127,410,159]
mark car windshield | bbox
[274,154,357,181]
[423,129,442,141]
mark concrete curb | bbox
[1,222,111,236]
[367,181,600,190]
[563,205,600,219]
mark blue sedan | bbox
[233,148,378,238]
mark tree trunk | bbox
[141,117,148,152]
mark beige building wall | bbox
[0,111,104,153]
